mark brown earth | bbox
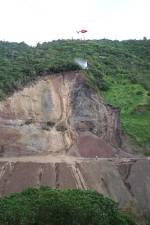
[0,155,149,216]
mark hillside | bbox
[0,39,150,153]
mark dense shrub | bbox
[0,187,136,225]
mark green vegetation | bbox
[102,74,150,149]
[0,187,136,225]
[0,39,150,150]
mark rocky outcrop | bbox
[0,72,122,157]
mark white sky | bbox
[0,0,150,45]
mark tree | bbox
[0,187,136,225]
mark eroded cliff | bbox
[0,71,149,221]
[0,72,122,157]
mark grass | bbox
[102,74,150,148]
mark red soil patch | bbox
[78,134,115,158]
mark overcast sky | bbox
[0,0,150,45]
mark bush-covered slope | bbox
[0,39,149,151]
[0,187,136,225]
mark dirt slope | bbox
[0,156,149,215]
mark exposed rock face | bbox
[0,72,121,157]
[0,157,149,216]
[0,71,149,219]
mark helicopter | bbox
[76,29,88,34]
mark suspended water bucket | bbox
[74,58,88,69]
